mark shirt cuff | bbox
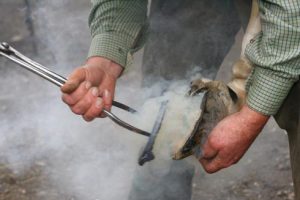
[88,33,134,67]
[246,67,297,116]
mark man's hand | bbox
[199,105,270,173]
[61,57,123,121]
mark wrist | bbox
[86,56,123,78]
[239,104,270,133]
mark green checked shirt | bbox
[88,0,300,116]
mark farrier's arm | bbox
[245,0,300,116]
[61,0,148,121]
[88,0,149,67]
[200,0,300,173]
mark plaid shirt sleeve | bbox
[245,0,300,115]
[88,0,148,67]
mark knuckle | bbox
[231,157,240,165]
[204,166,217,174]
[83,96,93,105]
[232,160,239,165]
[72,106,84,115]
[84,112,98,121]
[199,160,217,174]
[61,95,68,103]
[86,108,101,120]
[61,95,73,105]
[92,108,102,117]
[223,162,233,169]
[74,67,85,75]
[83,115,93,122]
[222,158,237,168]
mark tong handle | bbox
[0,42,149,137]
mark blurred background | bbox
[0,0,294,200]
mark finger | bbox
[61,68,87,93]
[200,154,224,174]
[71,87,99,115]
[103,89,113,111]
[98,89,113,118]
[199,158,210,170]
[201,139,218,160]
[62,81,92,105]
[83,97,104,121]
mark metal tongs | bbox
[0,42,151,137]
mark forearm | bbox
[240,104,269,133]
[88,0,149,68]
[245,0,300,115]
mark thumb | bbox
[61,68,86,94]
[103,89,113,111]
[99,89,113,118]
[200,138,218,160]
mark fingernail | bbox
[66,80,75,86]
[96,98,103,108]
[91,87,98,97]
[104,90,110,98]
[85,81,92,89]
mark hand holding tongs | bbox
[0,42,151,137]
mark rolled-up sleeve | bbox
[88,0,148,67]
[245,0,300,115]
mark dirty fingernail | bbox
[85,81,92,89]
[104,90,110,98]
[91,87,98,97]
[96,98,103,108]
